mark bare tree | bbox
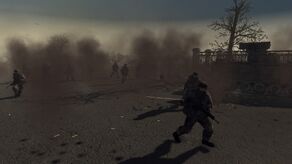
[209,0,267,53]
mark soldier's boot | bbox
[16,85,23,97]
[202,140,215,147]
[17,89,22,97]
[202,122,214,147]
[172,132,181,143]
[12,86,18,97]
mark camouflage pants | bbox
[175,111,213,141]
[12,84,23,97]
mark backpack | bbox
[19,74,26,84]
[183,88,202,115]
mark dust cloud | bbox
[5,35,111,97]
[2,29,203,97]
[7,35,110,82]
[130,29,202,81]
[271,26,292,50]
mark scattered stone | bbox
[37,152,45,156]
[53,134,61,138]
[72,134,78,138]
[77,153,87,158]
[75,141,83,145]
[51,159,61,164]
[60,143,68,147]
[110,150,117,154]
[19,138,29,142]
[115,156,124,161]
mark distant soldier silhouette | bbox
[110,61,120,78]
[121,64,129,83]
[173,74,215,147]
[65,64,75,81]
[10,70,26,97]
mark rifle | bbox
[6,83,13,88]
[0,81,11,85]
[146,96,220,124]
[201,109,220,124]
[0,81,13,88]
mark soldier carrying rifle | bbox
[147,72,218,147]
[9,70,26,97]
[173,82,216,147]
[173,73,216,147]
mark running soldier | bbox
[173,81,215,147]
[121,64,129,83]
[111,61,120,78]
[10,70,26,97]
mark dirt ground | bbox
[0,78,291,164]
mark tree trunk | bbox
[227,10,240,60]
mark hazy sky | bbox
[0,0,292,58]
[1,0,292,21]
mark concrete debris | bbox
[72,134,78,138]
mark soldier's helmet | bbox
[192,72,198,76]
[189,72,198,80]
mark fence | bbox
[196,50,292,64]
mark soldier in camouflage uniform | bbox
[10,70,26,97]
[121,64,129,83]
[173,77,215,147]
[111,61,120,78]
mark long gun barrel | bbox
[0,81,11,85]
[201,110,220,124]
[146,96,220,124]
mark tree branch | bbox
[209,0,266,50]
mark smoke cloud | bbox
[130,29,202,80]
[5,35,111,97]
[7,35,110,82]
[271,26,292,49]
[2,29,203,98]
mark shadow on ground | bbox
[0,96,15,101]
[172,90,184,96]
[133,105,181,121]
[62,89,139,105]
[118,140,209,164]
